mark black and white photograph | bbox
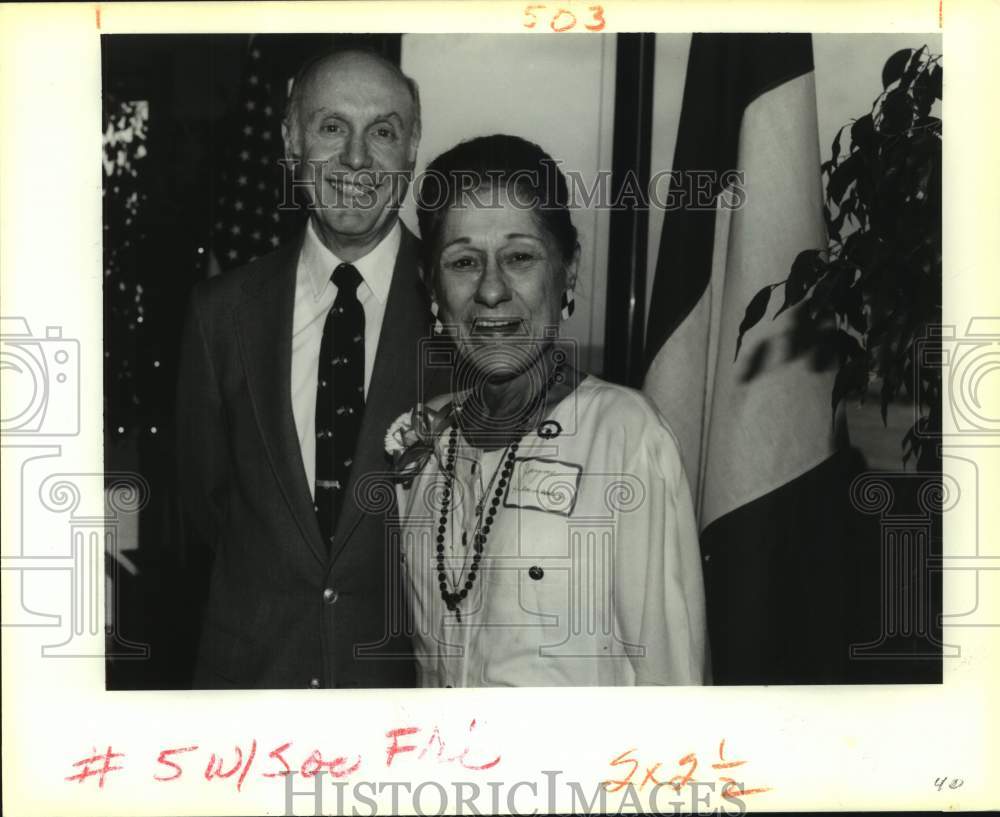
[3,2,995,815]
[101,30,944,691]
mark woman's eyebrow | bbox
[441,234,542,249]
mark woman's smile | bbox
[470,316,527,336]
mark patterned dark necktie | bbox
[314,262,365,551]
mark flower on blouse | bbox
[384,402,456,485]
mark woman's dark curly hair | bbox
[415,134,578,282]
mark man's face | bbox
[284,54,419,255]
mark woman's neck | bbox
[457,345,581,450]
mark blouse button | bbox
[528,565,544,581]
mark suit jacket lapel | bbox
[330,226,429,565]
[236,233,328,566]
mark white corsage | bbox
[384,402,456,486]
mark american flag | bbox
[211,36,306,271]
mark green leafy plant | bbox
[735,46,942,470]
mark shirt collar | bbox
[300,217,400,304]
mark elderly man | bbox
[176,49,433,688]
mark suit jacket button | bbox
[323,588,339,604]
[528,565,544,580]
[309,677,321,688]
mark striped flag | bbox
[643,34,858,683]
[211,35,307,272]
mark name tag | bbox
[503,457,582,516]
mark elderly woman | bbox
[388,135,706,687]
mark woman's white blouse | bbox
[394,376,707,687]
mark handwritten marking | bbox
[386,722,501,771]
[236,739,257,792]
[65,746,124,788]
[301,750,361,779]
[668,753,697,793]
[521,4,605,32]
[154,745,198,782]
[604,748,639,792]
[262,742,293,778]
[585,4,606,31]
[204,746,243,783]
[95,6,101,30]
[385,727,420,767]
[604,739,771,799]
[66,723,502,790]
[523,3,545,27]
[551,8,577,32]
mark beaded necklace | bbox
[435,362,564,621]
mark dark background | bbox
[102,34,402,689]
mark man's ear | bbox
[564,242,581,291]
[407,119,421,165]
[281,118,298,162]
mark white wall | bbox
[400,34,616,373]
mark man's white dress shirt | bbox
[290,218,401,496]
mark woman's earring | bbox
[430,301,444,335]
[560,289,576,320]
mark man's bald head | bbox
[284,49,421,148]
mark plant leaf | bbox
[776,249,823,316]
[830,123,847,161]
[878,87,915,133]
[850,114,874,151]
[845,284,867,334]
[834,331,864,365]
[831,357,868,414]
[734,285,775,361]
[882,48,914,88]
[827,153,860,203]
[930,63,942,99]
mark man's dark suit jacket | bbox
[176,224,437,688]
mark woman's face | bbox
[433,186,577,382]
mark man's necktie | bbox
[315,262,365,551]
